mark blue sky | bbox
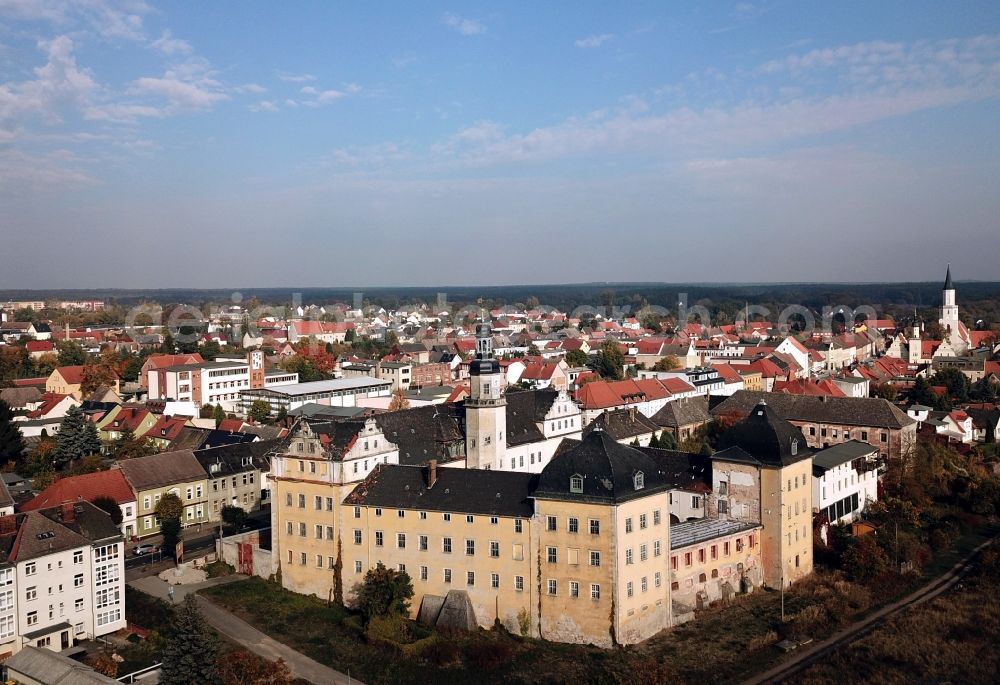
[1,1,998,288]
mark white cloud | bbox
[150,29,192,55]
[233,83,267,94]
[251,100,279,112]
[278,72,317,82]
[300,86,317,94]
[442,12,485,36]
[131,75,228,110]
[316,89,344,103]
[0,36,95,125]
[575,33,615,49]
[0,0,152,41]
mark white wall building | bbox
[811,441,880,525]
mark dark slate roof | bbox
[344,464,536,518]
[712,390,915,430]
[715,400,813,468]
[582,408,659,441]
[0,501,120,564]
[966,408,1000,430]
[504,389,559,447]
[117,449,208,491]
[195,439,281,478]
[298,419,367,459]
[200,430,259,450]
[650,396,712,429]
[944,264,953,290]
[0,478,13,510]
[375,404,465,466]
[636,447,714,492]
[534,430,672,505]
[812,440,878,475]
[168,426,212,451]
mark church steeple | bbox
[944,264,954,291]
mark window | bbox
[420,511,428,520]
[547,547,557,564]
[26,586,37,601]
[465,539,475,556]
[569,474,584,493]
[443,569,452,583]
[27,611,38,626]
[298,494,305,508]
[654,540,661,557]
[627,581,634,598]
[547,515,557,531]
[74,574,84,588]
[515,519,523,534]
[591,584,601,600]
[633,471,644,490]
[375,508,382,517]
[375,531,384,547]
[589,519,600,535]
[640,544,648,562]
[299,553,306,565]
[641,577,648,593]
[570,581,579,598]
[490,516,498,525]
[589,551,601,567]
[314,496,322,510]
[26,562,36,576]
[355,561,362,573]
[639,513,647,530]
[354,506,361,519]
[397,533,406,549]
[691,496,702,509]
[655,572,662,588]
[299,522,306,536]
[443,537,452,554]
[316,555,323,568]
[491,573,500,589]
[315,524,323,539]
[490,541,500,558]
[443,513,451,522]
[466,514,474,524]
[719,500,729,514]
[73,550,84,564]
[286,521,293,535]
[420,566,428,581]
[625,548,633,565]
[625,517,633,534]
[685,552,692,566]
[419,535,428,551]
[515,576,524,592]
[568,517,579,533]
[548,579,557,595]
[467,571,475,586]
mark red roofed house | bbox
[141,352,205,391]
[771,378,847,398]
[146,414,194,450]
[23,393,78,421]
[96,405,156,442]
[574,378,675,423]
[24,340,55,360]
[520,360,569,391]
[288,320,354,344]
[46,365,119,400]
[20,469,138,537]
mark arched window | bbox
[633,472,645,491]
[790,439,798,456]
[569,474,584,494]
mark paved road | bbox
[742,533,998,685]
[129,576,362,685]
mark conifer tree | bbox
[0,400,25,465]
[160,595,220,685]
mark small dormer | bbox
[633,471,645,491]
[569,473,584,494]
[210,463,221,474]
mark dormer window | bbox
[790,439,798,456]
[569,474,584,494]
[634,472,645,491]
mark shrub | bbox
[516,607,531,636]
[747,630,779,652]
[463,639,514,672]
[205,560,236,578]
[418,636,461,666]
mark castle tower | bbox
[465,322,506,470]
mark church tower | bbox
[907,314,921,364]
[465,322,506,470]
[939,264,966,353]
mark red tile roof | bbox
[20,469,135,511]
[54,365,86,385]
[25,340,54,353]
[25,393,70,418]
[148,414,189,441]
[217,418,245,432]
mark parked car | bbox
[132,543,160,556]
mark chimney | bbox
[61,502,75,523]
[428,459,438,488]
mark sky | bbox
[1,0,999,289]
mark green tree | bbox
[113,426,157,460]
[659,431,678,450]
[0,400,26,465]
[156,493,184,559]
[160,332,177,354]
[54,406,100,466]
[220,505,247,531]
[248,400,272,423]
[345,328,356,343]
[212,404,227,426]
[56,340,87,366]
[592,340,624,380]
[910,375,937,407]
[92,495,124,526]
[355,561,414,625]
[565,349,588,367]
[160,595,221,685]
[652,355,680,371]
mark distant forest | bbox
[4,281,1000,329]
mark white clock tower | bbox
[465,322,506,470]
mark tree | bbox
[0,400,25,465]
[592,340,625,380]
[217,651,292,685]
[160,595,221,685]
[156,493,184,559]
[565,349,588,367]
[659,431,678,450]
[220,505,247,531]
[344,328,356,343]
[68,454,105,476]
[200,404,216,419]
[56,340,86,366]
[80,360,117,396]
[652,356,680,372]
[387,388,410,412]
[355,561,414,625]
[54,406,100,467]
[248,400,272,423]
[911,375,937,407]
[160,332,177,354]
[92,495,123,526]
[213,404,227,426]
[113,426,157,460]
[647,432,660,448]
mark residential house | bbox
[195,440,275,519]
[650,397,712,443]
[19,470,138,540]
[811,441,880,525]
[117,451,210,537]
[581,408,659,446]
[45,367,118,401]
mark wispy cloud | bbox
[150,29,192,55]
[575,33,615,49]
[233,83,267,94]
[0,0,151,41]
[278,72,317,83]
[250,100,279,112]
[442,12,485,36]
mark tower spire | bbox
[944,263,953,291]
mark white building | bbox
[151,351,298,413]
[811,441,880,525]
[0,502,126,657]
[239,377,393,416]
